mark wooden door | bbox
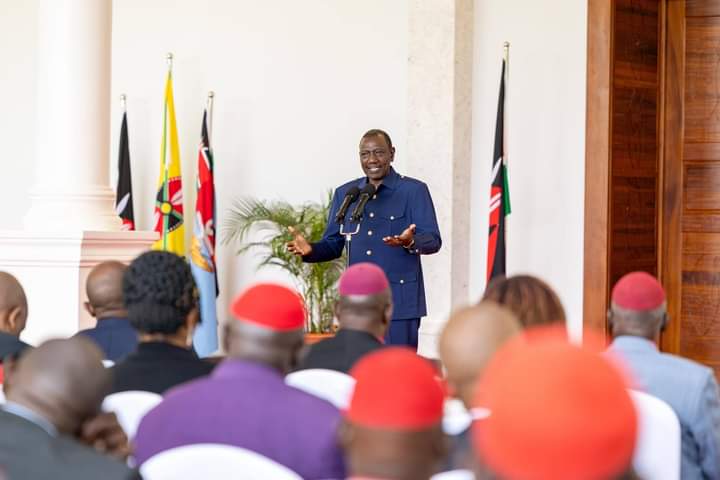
[661,0,720,374]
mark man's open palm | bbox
[286,226,312,256]
[383,224,416,247]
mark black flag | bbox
[115,111,135,230]
[487,60,511,281]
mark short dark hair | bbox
[123,251,198,334]
[361,129,393,150]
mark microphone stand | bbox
[340,222,360,269]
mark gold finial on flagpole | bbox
[120,94,127,112]
[503,41,510,63]
[166,52,174,71]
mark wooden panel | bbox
[684,17,720,143]
[680,283,720,337]
[614,0,660,87]
[609,0,660,296]
[683,213,720,232]
[686,0,720,18]
[684,143,720,161]
[660,0,684,355]
[684,164,720,210]
[583,0,613,334]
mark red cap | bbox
[347,348,445,430]
[611,271,666,311]
[338,263,389,296]
[230,283,305,332]
[473,331,636,480]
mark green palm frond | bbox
[223,191,345,333]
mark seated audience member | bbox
[482,274,566,328]
[76,261,138,361]
[0,337,137,479]
[297,262,391,373]
[0,272,30,361]
[134,283,345,480]
[607,271,720,480]
[110,251,213,394]
[341,347,446,480]
[474,332,637,480]
[438,301,520,471]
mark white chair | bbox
[431,470,476,480]
[102,359,115,368]
[285,368,355,409]
[0,386,4,404]
[140,444,303,480]
[629,389,681,480]
[443,398,491,435]
[102,391,162,439]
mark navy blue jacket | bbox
[304,168,441,319]
[76,317,138,362]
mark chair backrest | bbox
[140,443,303,480]
[285,368,355,409]
[431,470,476,480]
[629,389,681,480]
[102,390,162,439]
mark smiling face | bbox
[359,134,395,185]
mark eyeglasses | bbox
[359,149,389,160]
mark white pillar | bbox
[23,0,119,231]
[0,0,157,346]
[408,0,474,358]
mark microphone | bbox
[334,186,361,224]
[349,184,376,223]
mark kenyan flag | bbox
[487,59,511,282]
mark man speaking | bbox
[287,129,441,348]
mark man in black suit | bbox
[0,337,137,479]
[110,251,214,394]
[0,272,31,362]
[298,263,391,373]
[76,261,138,362]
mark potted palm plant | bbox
[223,192,345,337]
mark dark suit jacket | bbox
[0,408,137,480]
[76,317,138,362]
[110,342,215,394]
[297,329,384,373]
[0,332,30,362]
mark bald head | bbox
[5,337,109,434]
[0,271,28,336]
[439,302,521,408]
[224,321,304,374]
[85,261,127,319]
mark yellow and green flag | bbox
[152,70,185,255]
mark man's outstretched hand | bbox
[286,226,312,256]
[383,224,416,248]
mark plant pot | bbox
[304,332,334,345]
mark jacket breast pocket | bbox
[379,201,408,237]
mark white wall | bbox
[0,0,38,229]
[469,0,588,338]
[110,0,408,325]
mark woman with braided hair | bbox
[109,251,214,394]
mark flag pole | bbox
[120,94,127,113]
[207,91,215,144]
[502,41,510,256]
[166,52,173,72]
[502,41,509,169]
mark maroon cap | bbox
[611,271,666,311]
[338,263,389,296]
